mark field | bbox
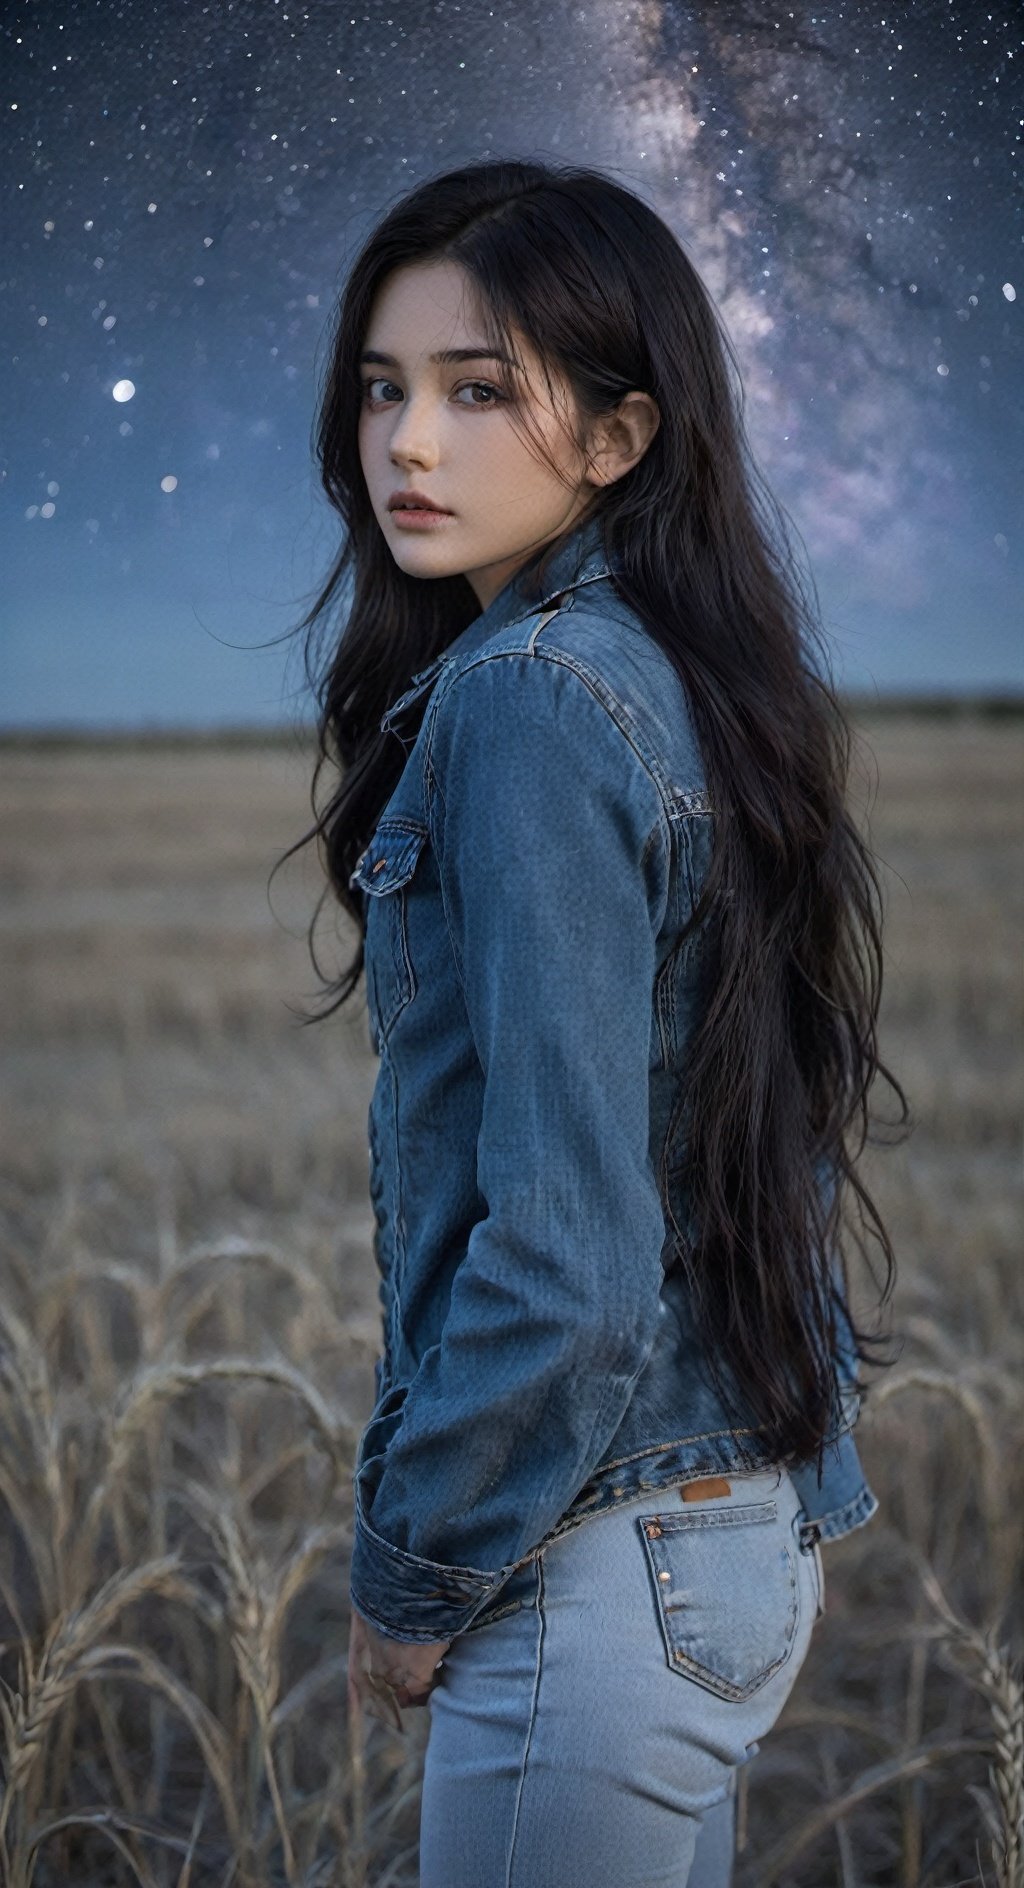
[0,714,1021,1887]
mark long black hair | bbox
[280,157,908,1466]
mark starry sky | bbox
[2,0,1020,730]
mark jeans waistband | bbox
[607,1464,823,1552]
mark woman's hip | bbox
[419,1465,823,1887]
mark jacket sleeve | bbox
[785,1154,881,1546]
[348,650,672,1642]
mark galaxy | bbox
[2,0,1020,727]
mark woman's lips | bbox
[389,506,456,529]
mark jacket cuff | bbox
[815,1482,880,1544]
[349,1474,507,1642]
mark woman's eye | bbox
[361,377,400,404]
[359,379,503,408]
[454,381,503,407]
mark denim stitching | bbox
[423,644,682,830]
[650,1500,779,1533]
[388,1046,412,1355]
[816,1484,880,1542]
[641,1518,799,1701]
[353,1495,498,1582]
[463,1596,523,1632]
[524,604,564,653]
[395,571,610,740]
[571,1423,769,1479]
[357,825,426,1045]
[506,1551,546,1888]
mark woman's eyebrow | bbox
[359,346,517,367]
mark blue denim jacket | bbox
[347,513,878,1644]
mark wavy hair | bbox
[279,158,908,1466]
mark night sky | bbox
[2,1,1020,730]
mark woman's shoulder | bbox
[529,588,710,810]
[424,582,709,816]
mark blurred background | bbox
[1,4,1021,1885]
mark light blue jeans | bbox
[419,1465,825,1887]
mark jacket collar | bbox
[379,512,620,734]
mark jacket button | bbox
[371,858,388,874]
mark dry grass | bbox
[0,712,1021,1886]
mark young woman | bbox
[288,159,905,1886]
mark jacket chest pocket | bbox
[349,818,429,1044]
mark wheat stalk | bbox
[181,1484,348,1887]
[76,1355,356,1571]
[920,1564,1024,1888]
[0,1558,188,1821]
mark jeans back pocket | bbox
[637,1499,799,1701]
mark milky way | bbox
[2,1,1020,727]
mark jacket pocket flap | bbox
[349,820,428,896]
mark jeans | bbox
[419,1465,825,1887]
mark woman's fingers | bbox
[366,1620,451,1704]
[348,1608,450,1727]
[348,1608,408,1728]
[364,1669,406,1730]
[348,1609,388,1725]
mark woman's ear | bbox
[586,391,661,490]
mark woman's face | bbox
[357,259,597,610]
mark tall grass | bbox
[0,715,1020,1884]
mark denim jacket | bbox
[347,513,878,1645]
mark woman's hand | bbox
[347,1605,451,1731]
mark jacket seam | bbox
[355,1490,498,1582]
[466,1595,523,1631]
[384,568,617,726]
[578,1421,855,1481]
[424,643,682,829]
[588,1422,768,1477]
[814,1485,880,1542]
[506,1557,545,1887]
[350,1592,465,1646]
